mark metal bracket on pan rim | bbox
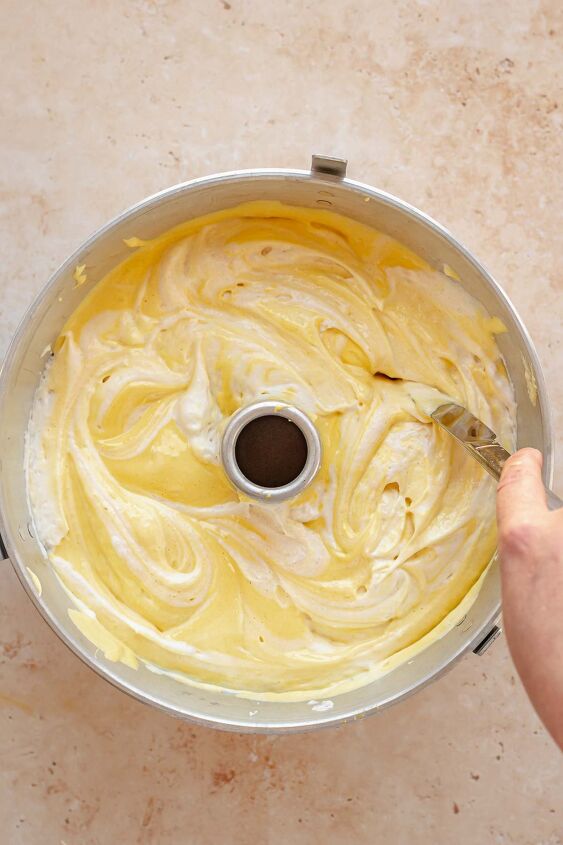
[311,154,348,179]
[0,532,8,562]
[473,624,502,655]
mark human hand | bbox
[497,447,563,750]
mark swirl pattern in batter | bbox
[26,202,515,698]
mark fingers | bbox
[497,448,546,532]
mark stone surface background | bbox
[1,1,562,842]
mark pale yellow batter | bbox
[26,202,515,699]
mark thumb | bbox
[496,447,547,531]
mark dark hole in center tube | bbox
[235,415,308,488]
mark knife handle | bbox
[472,443,562,511]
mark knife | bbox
[431,402,562,511]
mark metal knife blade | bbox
[431,402,562,510]
[431,402,511,482]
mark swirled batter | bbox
[27,202,515,698]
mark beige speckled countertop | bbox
[1,1,562,843]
